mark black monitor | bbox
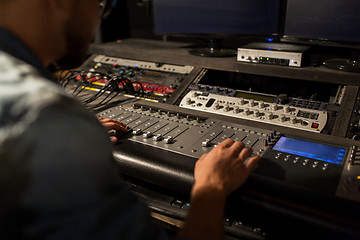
[282,0,360,72]
[153,0,282,57]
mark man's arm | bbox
[178,139,260,240]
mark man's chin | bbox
[55,54,87,70]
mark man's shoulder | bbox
[0,51,62,94]
[0,51,87,132]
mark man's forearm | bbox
[178,185,227,240]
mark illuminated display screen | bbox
[272,137,346,165]
[235,92,275,103]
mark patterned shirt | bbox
[0,27,168,239]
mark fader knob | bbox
[153,134,163,141]
[202,139,211,147]
[164,136,174,144]
[143,131,152,138]
[133,129,143,135]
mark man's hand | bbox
[194,138,260,196]
[179,138,260,240]
[98,118,128,144]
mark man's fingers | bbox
[109,136,118,144]
[217,138,235,148]
[99,118,127,128]
[244,155,261,172]
[228,141,245,157]
[103,123,128,133]
[238,147,253,161]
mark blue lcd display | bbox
[272,137,346,165]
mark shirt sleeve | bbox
[6,97,169,240]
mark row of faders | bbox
[97,102,276,159]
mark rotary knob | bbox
[271,104,278,111]
[244,108,250,116]
[279,114,286,122]
[253,110,260,117]
[224,105,230,112]
[248,99,255,107]
[283,105,290,113]
[213,103,220,110]
[186,98,192,105]
[290,116,297,124]
[233,106,240,113]
[266,112,274,120]
[239,98,245,105]
[258,101,265,108]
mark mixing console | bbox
[72,41,360,240]
[97,102,274,159]
[96,101,360,200]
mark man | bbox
[0,0,260,239]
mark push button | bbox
[311,122,319,129]
[171,199,183,208]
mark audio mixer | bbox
[72,40,360,240]
[96,100,360,202]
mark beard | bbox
[54,15,96,70]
